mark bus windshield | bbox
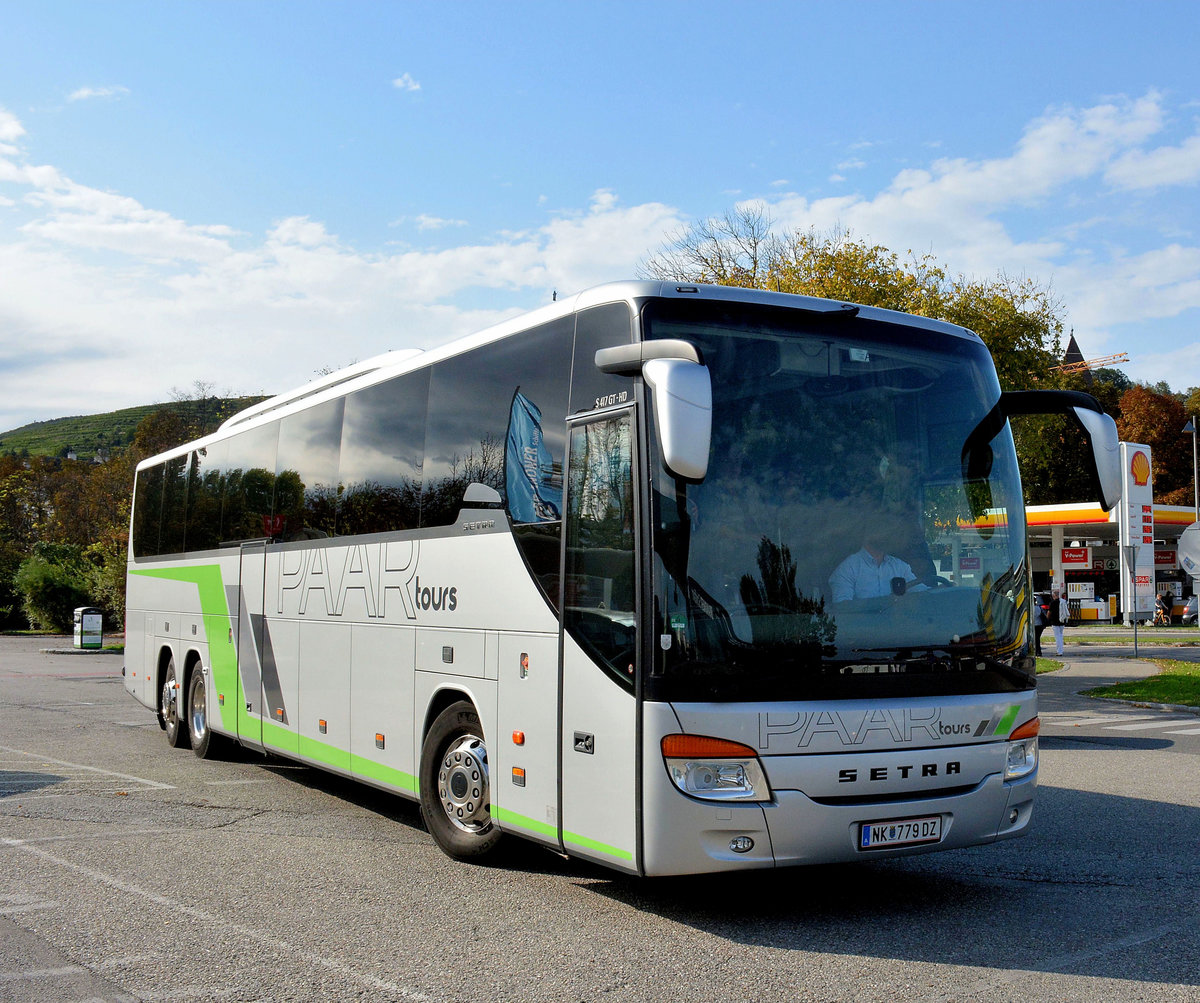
[645,299,1031,702]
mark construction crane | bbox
[1050,351,1129,375]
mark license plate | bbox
[859,815,942,850]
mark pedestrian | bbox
[1032,593,1047,656]
[1047,588,1068,656]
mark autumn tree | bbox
[1117,384,1193,504]
[641,211,1093,503]
[642,212,1065,389]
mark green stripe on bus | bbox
[562,829,633,862]
[995,705,1021,736]
[491,805,557,840]
[133,565,629,863]
[130,565,236,730]
[471,807,632,862]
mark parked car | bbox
[1183,594,1197,626]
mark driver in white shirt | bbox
[829,531,924,602]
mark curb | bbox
[38,648,123,656]
[1083,696,1200,716]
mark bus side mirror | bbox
[996,390,1123,511]
[643,358,712,481]
[1069,405,1121,511]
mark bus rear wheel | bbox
[419,701,501,860]
[187,666,224,759]
[160,656,187,749]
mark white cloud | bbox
[1106,132,1200,190]
[0,137,685,428]
[392,73,421,92]
[2,91,1200,431]
[67,85,130,102]
[415,214,468,231]
[0,106,25,154]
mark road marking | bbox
[203,778,268,786]
[0,745,174,790]
[0,894,59,916]
[945,920,1178,1001]
[2,837,434,1001]
[1043,714,1156,728]
[0,966,91,983]
[1164,725,1200,734]
[1105,719,1195,730]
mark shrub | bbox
[14,543,91,632]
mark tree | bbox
[642,217,1065,389]
[641,214,1086,503]
[1095,368,1133,393]
[1117,384,1193,504]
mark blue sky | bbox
[2,1,1199,430]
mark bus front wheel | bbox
[419,701,501,860]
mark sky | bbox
[2,1,1200,432]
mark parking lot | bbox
[2,636,1198,1002]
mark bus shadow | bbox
[252,753,605,879]
[0,770,67,798]
[1041,735,1175,751]
[584,784,1200,989]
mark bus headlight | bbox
[1004,717,1039,781]
[661,735,771,802]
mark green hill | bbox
[0,397,269,460]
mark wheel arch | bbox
[154,643,176,696]
[422,686,479,742]
[181,648,204,696]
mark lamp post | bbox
[1185,417,1199,524]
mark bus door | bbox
[559,410,641,873]
[236,541,267,752]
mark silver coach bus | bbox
[124,281,1120,875]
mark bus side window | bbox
[132,462,165,558]
[571,303,634,416]
[338,370,427,536]
[185,441,226,553]
[159,455,189,556]
[222,422,280,544]
[276,398,343,541]
[564,414,636,690]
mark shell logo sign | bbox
[1130,450,1151,486]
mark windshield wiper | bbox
[848,644,1034,686]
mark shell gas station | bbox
[1025,441,1198,623]
[1027,501,1196,622]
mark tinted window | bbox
[132,464,164,558]
[159,456,189,555]
[570,303,634,416]
[222,422,280,543]
[276,399,343,541]
[564,414,636,691]
[185,440,226,552]
[423,319,573,528]
[338,370,428,535]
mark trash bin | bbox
[73,607,103,650]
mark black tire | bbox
[419,701,501,860]
[161,656,187,748]
[187,666,225,759]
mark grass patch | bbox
[1085,659,1200,708]
[1036,657,1065,674]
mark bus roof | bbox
[135,280,978,470]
